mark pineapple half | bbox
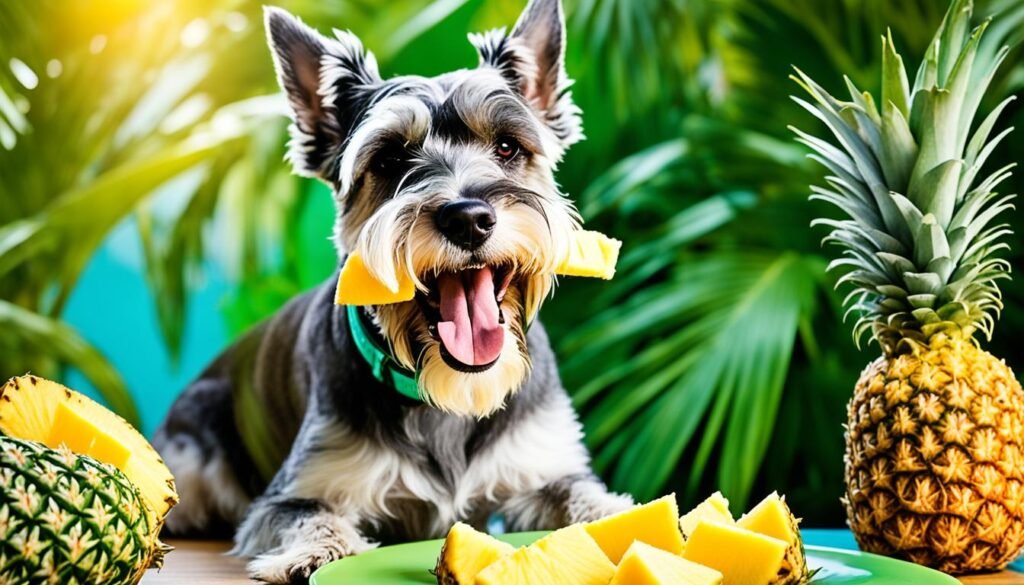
[0,375,178,584]
[474,524,615,585]
[793,0,1024,573]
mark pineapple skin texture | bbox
[0,437,168,585]
[844,335,1024,573]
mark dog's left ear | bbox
[265,7,382,180]
[472,0,582,149]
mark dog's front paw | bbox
[566,481,635,524]
[248,539,372,585]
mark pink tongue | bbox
[437,267,505,367]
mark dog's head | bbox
[265,0,581,416]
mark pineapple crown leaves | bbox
[791,0,1017,353]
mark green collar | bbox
[346,305,422,401]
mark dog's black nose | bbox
[436,199,496,250]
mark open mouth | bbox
[417,264,515,373]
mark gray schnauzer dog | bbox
[153,0,633,582]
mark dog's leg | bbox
[234,496,376,584]
[501,473,634,530]
[153,377,254,536]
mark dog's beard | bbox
[352,190,576,417]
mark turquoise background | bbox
[63,218,230,437]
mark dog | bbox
[153,0,633,582]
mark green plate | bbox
[310,531,960,584]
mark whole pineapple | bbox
[0,376,177,584]
[793,0,1024,573]
[0,437,171,585]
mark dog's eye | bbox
[494,136,521,162]
[374,142,410,174]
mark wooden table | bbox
[142,539,1024,584]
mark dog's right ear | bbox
[264,7,382,179]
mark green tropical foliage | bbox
[1,0,1021,524]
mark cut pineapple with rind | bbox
[435,523,515,585]
[556,230,621,279]
[611,540,723,585]
[474,524,614,585]
[473,545,545,585]
[738,492,810,584]
[0,375,178,532]
[683,520,788,585]
[585,494,685,564]
[680,491,734,539]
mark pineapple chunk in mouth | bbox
[611,540,723,585]
[335,229,622,307]
[683,521,788,585]
[585,494,686,563]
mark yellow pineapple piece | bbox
[474,524,614,585]
[611,541,723,585]
[556,230,621,279]
[49,401,132,469]
[473,546,547,585]
[682,521,787,585]
[434,523,515,585]
[532,524,616,582]
[0,375,178,532]
[680,491,734,539]
[335,231,621,306]
[738,492,810,584]
[335,252,415,305]
[585,494,685,563]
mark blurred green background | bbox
[1,0,1022,526]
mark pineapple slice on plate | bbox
[474,524,614,585]
[532,524,617,583]
[793,0,1024,573]
[0,375,178,533]
[434,523,514,585]
[738,493,811,584]
[682,521,787,585]
[611,540,723,585]
[680,491,734,539]
[472,546,543,585]
[585,494,686,563]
